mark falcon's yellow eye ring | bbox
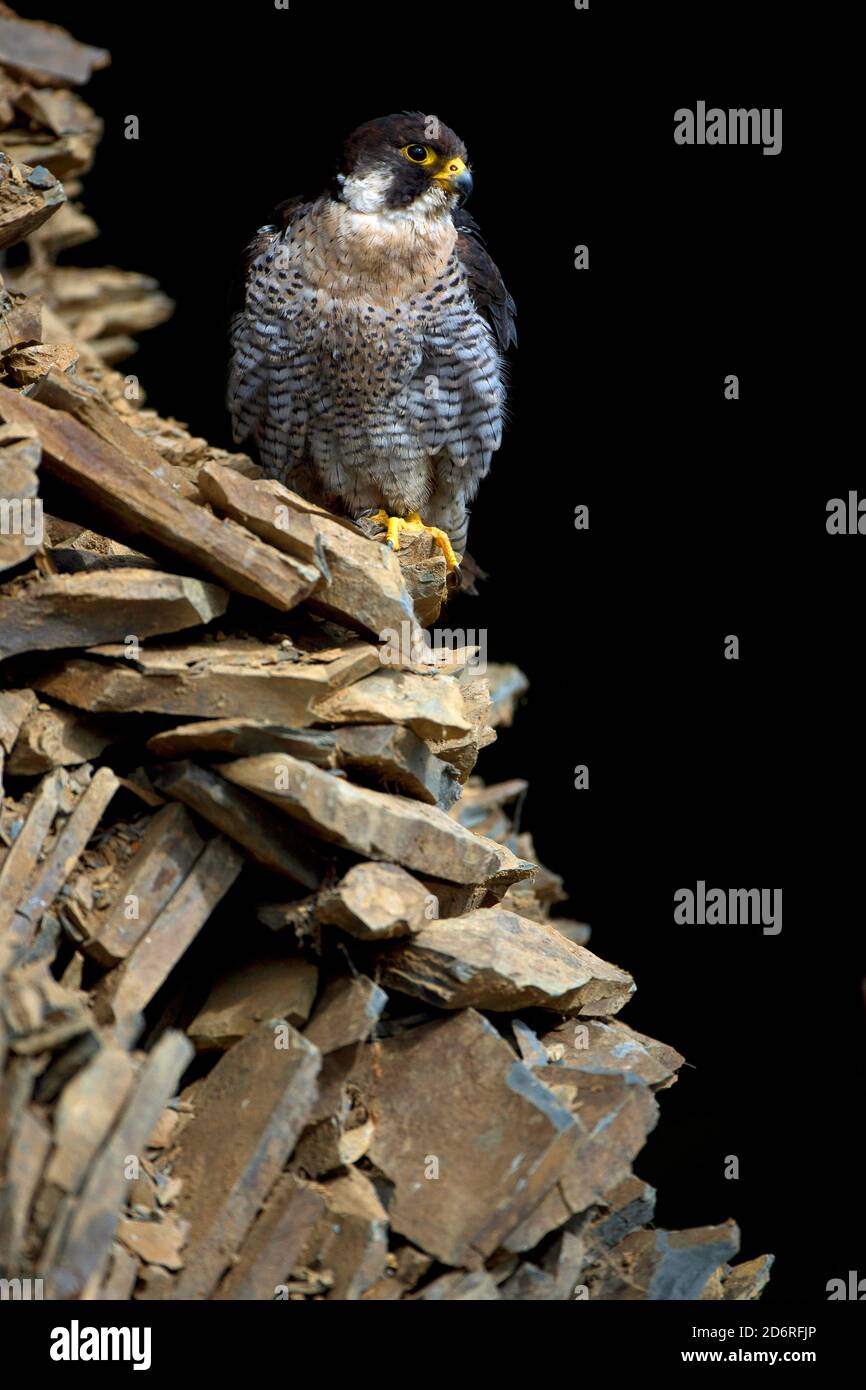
[401,143,436,165]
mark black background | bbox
[23,0,860,1303]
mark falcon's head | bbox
[335,112,472,216]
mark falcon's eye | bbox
[401,143,435,165]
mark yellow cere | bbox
[433,156,468,182]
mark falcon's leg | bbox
[370,511,459,571]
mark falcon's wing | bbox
[453,208,517,352]
[409,211,514,480]
[227,198,315,483]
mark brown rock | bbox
[83,802,205,966]
[220,753,501,886]
[3,341,78,385]
[0,769,63,957]
[45,1046,135,1192]
[33,638,378,724]
[6,704,120,775]
[0,289,42,353]
[428,672,495,781]
[0,686,36,791]
[0,384,320,610]
[415,1270,502,1300]
[315,862,434,939]
[309,1168,388,1300]
[146,718,338,767]
[198,462,421,638]
[0,14,109,85]
[539,1017,685,1089]
[0,154,65,249]
[98,1243,139,1301]
[0,568,228,660]
[13,765,119,943]
[361,1009,579,1267]
[93,835,244,1022]
[334,723,460,807]
[133,1266,174,1300]
[214,1174,324,1300]
[46,1031,193,1299]
[0,1108,51,1270]
[700,1254,775,1301]
[292,1112,374,1179]
[152,759,324,889]
[583,1175,658,1251]
[503,1071,658,1252]
[32,367,200,497]
[362,1244,433,1300]
[313,668,472,743]
[168,1021,321,1299]
[377,908,635,1015]
[500,1231,587,1301]
[304,974,387,1054]
[583,1221,741,1301]
[188,955,319,1050]
[117,1215,188,1271]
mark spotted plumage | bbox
[228,113,515,564]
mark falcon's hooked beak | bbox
[434,156,473,205]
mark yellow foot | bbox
[371,510,459,571]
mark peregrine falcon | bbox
[228,113,516,572]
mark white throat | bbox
[337,170,453,225]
